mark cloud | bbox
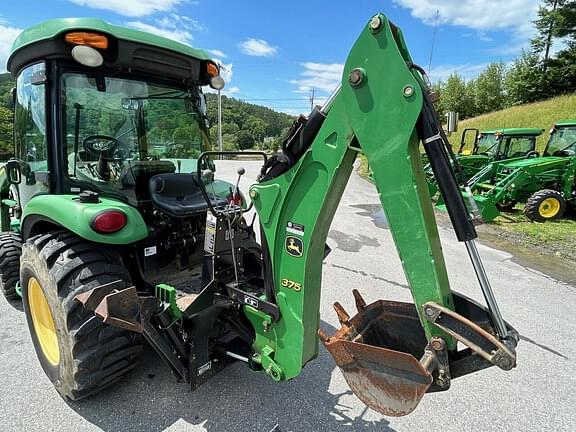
[0,23,22,72]
[127,14,203,44]
[238,38,277,57]
[69,0,183,17]
[207,49,227,58]
[428,62,488,82]
[290,62,344,94]
[394,0,540,53]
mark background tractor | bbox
[426,127,543,197]
[0,14,518,417]
[456,120,576,222]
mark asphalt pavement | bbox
[1,160,574,432]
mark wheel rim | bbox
[28,277,60,366]
[538,197,560,218]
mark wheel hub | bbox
[28,277,60,366]
[538,197,560,218]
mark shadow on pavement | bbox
[69,320,395,432]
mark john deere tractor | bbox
[460,120,576,222]
[0,15,518,417]
[426,127,543,197]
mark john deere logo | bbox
[285,236,303,257]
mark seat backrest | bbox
[149,173,200,199]
[120,160,176,201]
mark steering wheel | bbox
[83,135,120,158]
[524,151,539,158]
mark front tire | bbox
[0,232,22,300]
[20,231,143,400]
[524,189,566,222]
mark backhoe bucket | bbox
[320,290,434,417]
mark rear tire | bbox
[20,231,143,400]
[0,232,22,300]
[524,189,566,222]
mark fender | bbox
[21,194,148,244]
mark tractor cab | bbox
[6,18,230,214]
[544,121,576,157]
[471,128,542,160]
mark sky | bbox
[0,0,545,115]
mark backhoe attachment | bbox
[249,13,519,417]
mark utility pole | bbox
[309,87,315,112]
[217,89,223,159]
[427,9,440,75]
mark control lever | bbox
[201,169,219,205]
[230,167,245,207]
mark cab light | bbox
[91,210,127,234]
[65,32,109,49]
[206,62,219,77]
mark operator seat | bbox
[120,160,176,202]
[149,173,228,217]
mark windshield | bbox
[61,73,211,203]
[545,125,576,156]
[475,134,499,155]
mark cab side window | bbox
[14,63,48,172]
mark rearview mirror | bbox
[5,160,21,185]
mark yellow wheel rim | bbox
[28,277,60,366]
[538,197,560,218]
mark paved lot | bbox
[1,160,575,432]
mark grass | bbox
[487,205,576,260]
[450,94,576,153]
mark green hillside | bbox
[450,94,576,152]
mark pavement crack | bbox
[327,263,409,289]
[520,335,569,360]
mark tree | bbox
[236,130,255,150]
[0,106,13,153]
[505,51,544,104]
[475,62,506,114]
[439,74,475,119]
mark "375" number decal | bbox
[281,278,302,292]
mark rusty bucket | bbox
[320,290,435,417]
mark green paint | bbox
[8,18,210,70]
[22,194,148,244]
[248,14,456,382]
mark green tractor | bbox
[460,120,576,222]
[0,15,518,417]
[426,127,543,197]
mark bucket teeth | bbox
[318,329,330,343]
[333,302,350,325]
[352,289,366,311]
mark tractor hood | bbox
[501,156,568,169]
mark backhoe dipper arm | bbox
[245,13,517,416]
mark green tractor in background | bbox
[426,127,543,197]
[459,120,576,222]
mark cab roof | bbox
[553,120,576,127]
[481,128,544,136]
[8,17,210,71]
